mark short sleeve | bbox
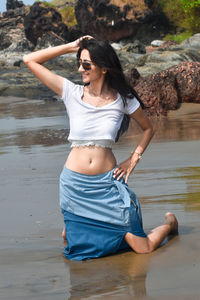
[124,97,140,115]
[61,78,76,105]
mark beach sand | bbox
[0,96,200,299]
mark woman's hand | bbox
[113,155,139,183]
[72,35,94,50]
[113,106,154,184]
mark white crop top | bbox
[61,78,140,145]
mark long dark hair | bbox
[77,38,144,142]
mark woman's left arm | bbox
[113,106,154,183]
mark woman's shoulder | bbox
[61,77,83,103]
[63,77,83,90]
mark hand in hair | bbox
[74,35,94,48]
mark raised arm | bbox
[23,40,80,97]
[113,106,154,183]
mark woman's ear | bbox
[102,69,107,74]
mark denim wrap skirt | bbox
[60,166,146,260]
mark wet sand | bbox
[0,96,200,300]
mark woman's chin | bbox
[82,77,90,84]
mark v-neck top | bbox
[61,78,140,144]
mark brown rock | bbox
[129,62,200,115]
[0,6,34,51]
[75,0,154,41]
[146,40,179,53]
[24,2,69,46]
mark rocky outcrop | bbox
[122,40,146,54]
[180,33,200,50]
[24,2,69,46]
[6,0,24,10]
[0,0,170,50]
[0,6,34,52]
[130,62,200,115]
[133,47,200,76]
[75,0,169,42]
[0,2,81,52]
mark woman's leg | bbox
[62,227,67,247]
[125,212,178,254]
[62,227,66,240]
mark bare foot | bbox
[165,212,178,234]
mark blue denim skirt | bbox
[60,166,146,261]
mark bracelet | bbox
[131,150,142,160]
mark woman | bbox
[23,37,178,260]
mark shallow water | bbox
[0,96,200,299]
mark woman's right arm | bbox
[23,40,79,97]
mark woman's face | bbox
[78,49,105,84]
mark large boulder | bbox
[133,47,200,76]
[75,0,168,42]
[180,33,200,50]
[24,2,69,46]
[129,62,200,115]
[0,6,34,51]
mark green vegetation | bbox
[34,0,77,27]
[164,32,192,43]
[181,0,200,10]
[181,0,200,33]
[59,6,77,27]
[154,0,200,42]
[35,0,56,8]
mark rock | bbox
[0,6,34,52]
[111,43,123,51]
[122,40,146,54]
[171,62,200,103]
[131,69,179,115]
[129,62,200,115]
[180,33,200,50]
[6,0,24,10]
[24,2,69,46]
[146,40,179,53]
[151,40,165,47]
[75,0,155,42]
[36,33,64,49]
[133,47,200,76]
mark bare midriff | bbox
[65,146,116,175]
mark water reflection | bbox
[66,251,151,299]
[0,96,69,151]
[0,128,69,149]
[1,97,200,153]
[127,111,200,142]
[135,166,200,212]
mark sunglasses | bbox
[77,60,95,71]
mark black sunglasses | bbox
[77,60,95,70]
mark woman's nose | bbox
[78,64,84,72]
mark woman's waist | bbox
[65,146,116,175]
[70,139,114,148]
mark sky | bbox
[1,0,50,13]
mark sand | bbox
[0,97,200,299]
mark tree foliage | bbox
[181,0,200,33]
[181,0,200,10]
[154,0,200,35]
